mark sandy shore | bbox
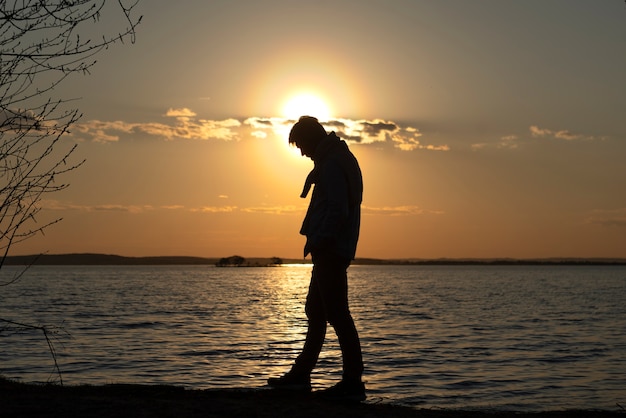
[2,379,624,418]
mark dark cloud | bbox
[361,120,398,136]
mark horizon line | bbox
[4,253,626,266]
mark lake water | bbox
[1,264,625,411]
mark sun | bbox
[281,93,331,121]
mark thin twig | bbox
[0,318,67,384]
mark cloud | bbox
[587,208,626,228]
[70,109,448,151]
[471,124,608,150]
[327,118,448,151]
[41,199,298,215]
[40,200,155,214]
[1,108,47,131]
[530,125,601,141]
[498,135,519,148]
[472,134,522,150]
[190,206,238,213]
[245,117,282,129]
[72,109,241,142]
[361,120,398,137]
[42,200,240,214]
[41,199,440,218]
[93,204,153,214]
[529,125,552,137]
[362,205,431,216]
[241,205,302,215]
[165,108,196,118]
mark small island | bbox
[215,255,284,267]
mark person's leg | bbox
[291,273,327,375]
[332,311,363,382]
[312,251,363,382]
[268,271,325,389]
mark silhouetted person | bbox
[268,116,365,401]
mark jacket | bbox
[299,132,363,260]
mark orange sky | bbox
[9,1,626,260]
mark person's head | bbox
[288,116,327,158]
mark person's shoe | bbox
[317,379,366,402]
[267,372,311,392]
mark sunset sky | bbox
[13,0,626,260]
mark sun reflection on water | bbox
[251,265,310,382]
[255,264,345,388]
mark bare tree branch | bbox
[1,0,142,383]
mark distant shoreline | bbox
[3,253,626,266]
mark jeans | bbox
[293,250,363,381]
